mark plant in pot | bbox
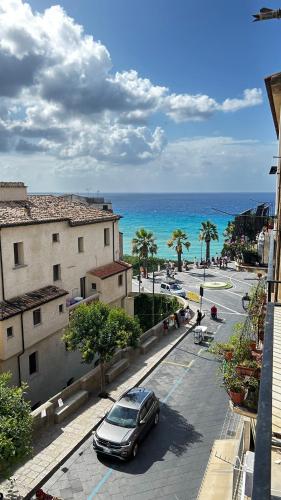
[244,376,259,412]
[209,341,234,360]
[222,363,245,405]
[236,359,261,378]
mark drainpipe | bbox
[17,312,25,387]
[112,220,115,261]
[125,268,128,296]
[0,229,5,301]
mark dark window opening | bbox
[104,228,110,246]
[59,304,64,314]
[118,274,123,287]
[91,283,97,290]
[13,242,24,266]
[52,233,59,243]
[29,352,38,375]
[33,308,41,326]
[7,326,13,338]
[53,264,61,281]
[78,237,84,253]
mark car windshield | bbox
[106,404,139,428]
[171,284,181,290]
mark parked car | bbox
[160,282,186,298]
[93,387,160,460]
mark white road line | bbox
[202,295,245,314]
[212,271,252,287]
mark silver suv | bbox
[93,387,160,460]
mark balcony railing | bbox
[252,229,275,500]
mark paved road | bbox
[42,265,256,500]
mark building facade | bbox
[0,182,133,407]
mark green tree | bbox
[0,372,32,473]
[132,228,157,278]
[199,221,219,261]
[167,229,191,272]
[63,302,141,394]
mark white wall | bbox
[1,219,120,300]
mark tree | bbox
[63,302,141,395]
[167,229,191,272]
[199,221,219,261]
[0,372,32,473]
[132,228,157,278]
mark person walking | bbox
[196,309,202,326]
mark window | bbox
[103,205,108,210]
[6,326,13,338]
[29,352,38,375]
[104,228,110,246]
[52,233,59,243]
[118,274,123,287]
[53,264,61,281]
[91,283,97,290]
[78,237,84,253]
[13,242,24,266]
[59,304,64,314]
[33,308,41,326]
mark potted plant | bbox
[236,359,261,378]
[244,376,259,412]
[222,364,245,405]
[209,341,234,360]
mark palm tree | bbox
[167,229,191,272]
[199,221,219,261]
[132,228,157,278]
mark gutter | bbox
[0,228,5,300]
[112,220,115,261]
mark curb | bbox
[24,321,196,499]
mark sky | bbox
[0,0,280,193]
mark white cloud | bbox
[0,0,263,168]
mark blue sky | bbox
[0,0,280,192]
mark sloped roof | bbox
[0,195,120,228]
[0,285,68,320]
[87,260,132,280]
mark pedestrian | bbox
[196,309,202,326]
[219,257,222,269]
[173,312,180,329]
[180,308,185,324]
[163,319,169,334]
[185,305,191,323]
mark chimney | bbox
[0,182,28,201]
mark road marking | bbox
[163,360,192,369]
[198,348,204,356]
[88,468,113,499]
[201,295,245,315]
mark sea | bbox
[100,192,275,261]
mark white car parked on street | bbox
[160,282,186,298]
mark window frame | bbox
[13,241,24,267]
[104,228,110,247]
[29,351,38,375]
[52,233,60,243]
[78,236,84,253]
[33,308,41,326]
[6,326,13,339]
[53,264,61,282]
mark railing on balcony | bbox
[252,229,276,500]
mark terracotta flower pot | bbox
[236,365,259,378]
[229,390,245,405]
[223,350,233,361]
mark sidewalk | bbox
[1,318,196,500]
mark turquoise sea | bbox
[102,193,275,261]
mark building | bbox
[0,182,133,407]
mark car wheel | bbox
[154,411,160,425]
[131,442,138,459]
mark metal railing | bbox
[252,229,275,500]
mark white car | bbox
[160,282,186,298]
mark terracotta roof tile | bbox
[0,285,68,320]
[0,195,120,228]
[87,260,132,279]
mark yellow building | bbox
[0,182,133,407]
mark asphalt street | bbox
[42,264,258,500]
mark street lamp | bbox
[242,292,250,311]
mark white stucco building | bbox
[0,182,133,407]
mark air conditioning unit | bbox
[244,451,255,497]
